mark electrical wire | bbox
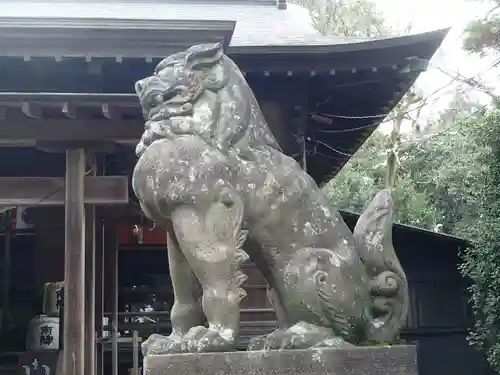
[303,57,500,158]
[308,57,500,138]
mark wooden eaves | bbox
[0,92,143,145]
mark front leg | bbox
[142,230,205,356]
[171,190,248,353]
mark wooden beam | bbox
[63,148,86,375]
[101,103,120,120]
[0,119,143,144]
[36,141,118,154]
[62,102,77,119]
[21,102,41,119]
[0,92,139,106]
[0,176,129,206]
[86,60,103,75]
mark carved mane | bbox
[134,43,281,159]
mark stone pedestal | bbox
[144,345,418,375]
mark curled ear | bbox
[135,79,145,96]
[353,189,394,268]
[184,43,224,71]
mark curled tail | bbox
[353,188,409,344]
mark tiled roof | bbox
[1,0,353,47]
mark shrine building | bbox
[0,1,491,375]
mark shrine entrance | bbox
[0,148,129,375]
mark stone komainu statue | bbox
[132,43,409,355]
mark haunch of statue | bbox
[132,43,409,355]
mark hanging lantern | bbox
[132,225,143,244]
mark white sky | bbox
[376,0,483,33]
[372,0,497,129]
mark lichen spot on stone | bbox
[146,175,156,190]
[320,205,331,218]
[303,221,317,236]
[289,323,310,335]
[320,337,345,348]
[311,348,324,363]
[329,253,341,268]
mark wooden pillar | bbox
[63,148,86,375]
[1,210,12,330]
[85,156,98,375]
[84,204,96,375]
[95,212,104,375]
[111,224,119,375]
[104,214,119,375]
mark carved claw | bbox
[247,334,268,351]
[264,328,317,350]
[141,333,183,356]
[249,328,310,350]
[176,326,235,353]
[143,327,235,355]
[191,326,234,352]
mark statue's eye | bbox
[163,91,178,102]
[315,271,327,284]
[146,94,163,110]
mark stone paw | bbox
[247,334,268,351]
[263,328,314,350]
[248,322,347,351]
[177,325,236,353]
[142,333,184,356]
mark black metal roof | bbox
[340,210,469,247]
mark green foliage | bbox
[291,0,392,37]
[402,108,487,237]
[460,104,500,372]
[323,102,487,237]
[459,3,500,370]
[462,0,500,55]
[323,130,387,213]
[464,16,500,55]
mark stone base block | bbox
[144,345,418,375]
